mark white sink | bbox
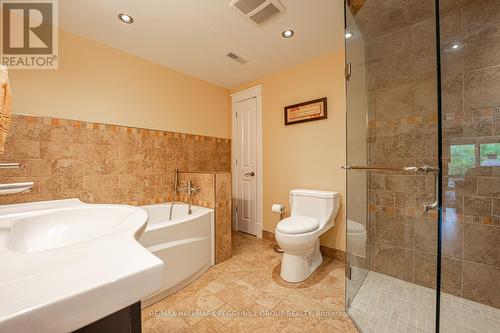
[7,205,145,253]
[0,199,164,333]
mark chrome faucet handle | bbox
[189,182,200,194]
[175,179,201,195]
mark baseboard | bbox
[261,230,346,263]
[319,245,346,263]
[262,230,275,242]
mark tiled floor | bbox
[349,271,500,333]
[142,232,357,332]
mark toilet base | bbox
[280,239,323,283]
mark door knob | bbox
[244,172,255,177]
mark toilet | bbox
[275,189,340,283]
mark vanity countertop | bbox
[0,199,163,333]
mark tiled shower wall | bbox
[353,0,500,309]
[0,114,231,205]
[364,5,441,293]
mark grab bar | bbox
[342,165,439,213]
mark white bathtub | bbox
[139,203,214,308]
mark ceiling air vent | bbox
[226,52,247,64]
[230,0,286,25]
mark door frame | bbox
[230,85,263,238]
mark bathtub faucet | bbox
[176,180,200,215]
[176,180,200,196]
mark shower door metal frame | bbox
[433,0,444,331]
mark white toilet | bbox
[275,189,340,283]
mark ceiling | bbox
[59,0,344,88]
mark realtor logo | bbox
[1,0,58,69]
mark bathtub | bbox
[139,203,214,308]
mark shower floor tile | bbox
[349,271,500,333]
[142,232,357,333]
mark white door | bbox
[234,97,258,235]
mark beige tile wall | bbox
[177,173,216,208]
[0,114,231,205]
[214,173,232,264]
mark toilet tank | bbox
[289,189,340,226]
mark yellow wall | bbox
[8,30,231,138]
[8,26,346,249]
[231,51,347,251]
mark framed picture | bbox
[284,97,327,126]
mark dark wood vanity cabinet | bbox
[73,302,141,333]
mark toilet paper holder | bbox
[272,204,286,253]
[271,204,286,219]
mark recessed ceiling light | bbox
[118,13,134,24]
[282,29,294,38]
[452,44,460,49]
[345,32,353,39]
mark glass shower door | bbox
[344,0,442,331]
[438,1,500,332]
[344,4,369,309]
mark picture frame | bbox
[284,97,327,126]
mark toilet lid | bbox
[276,216,319,234]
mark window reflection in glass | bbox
[480,143,500,167]
[449,144,475,176]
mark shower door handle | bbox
[424,200,438,212]
[423,171,439,213]
[342,165,439,213]
[342,165,438,173]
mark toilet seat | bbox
[276,216,319,234]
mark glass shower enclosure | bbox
[344,0,500,332]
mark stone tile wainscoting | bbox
[177,172,232,264]
[0,114,231,206]
[0,114,233,264]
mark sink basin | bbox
[0,199,164,333]
[7,206,145,253]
